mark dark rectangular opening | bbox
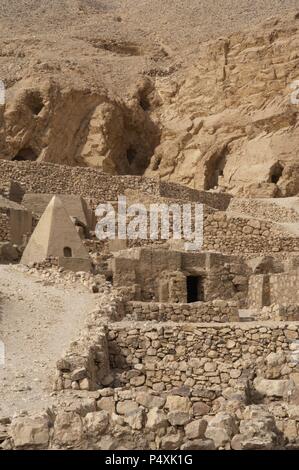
[187,275,204,303]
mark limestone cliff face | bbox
[1,15,299,196]
[0,79,160,174]
[146,17,299,197]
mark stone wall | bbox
[248,275,270,309]
[0,160,229,210]
[0,197,33,246]
[108,322,299,395]
[55,324,110,392]
[228,199,299,224]
[0,211,10,241]
[159,181,232,210]
[260,304,299,321]
[203,211,299,254]
[111,248,249,305]
[248,270,299,308]
[270,270,299,305]
[102,205,299,256]
[124,300,239,323]
[3,383,298,450]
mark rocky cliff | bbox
[0,4,299,197]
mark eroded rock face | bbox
[1,16,299,196]
[146,16,299,197]
[0,79,160,175]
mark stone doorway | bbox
[186,275,204,303]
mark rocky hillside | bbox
[0,2,299,196]
[146,15,299,197]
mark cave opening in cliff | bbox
[26,91,44,115]
[205,148,228,190]
[139,94,151,111]
[269,162,284,184]
[12,147,38,161]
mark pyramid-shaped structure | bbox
[21,196,90,265]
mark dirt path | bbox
[0,264,95,418]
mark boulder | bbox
[52,411,84,448]
[116,400,139,416]
[136,392,165,409]
[10,414,50,449]
[165,395,191,413]
[124,409,145,431]
[192,401,211,416]
[253,377,295,398]
[167,411,190,426]
[97,396,116,415]
[181,439,215,450]
[185,419,207,440]
[160,432,183,450]
[84,411,109,437]
[146,408,168,430]
[205,412,238,448]
[231,405,284,450]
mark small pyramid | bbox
[21,196,90,266]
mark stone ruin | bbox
[0,159,299,450]
[21,195,91,273]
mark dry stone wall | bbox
[203,212,299,254]
[248,270,299,309]
[3,388,298,450]
[124,300,239,323]
[55,290,124,392]
[228,199,299,224]
[270,270,299,305]
[260,305,299,321]
[108,321,299,396]
[0,161,230,210]
[0,211,9,241]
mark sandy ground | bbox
[0,264,95,418]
